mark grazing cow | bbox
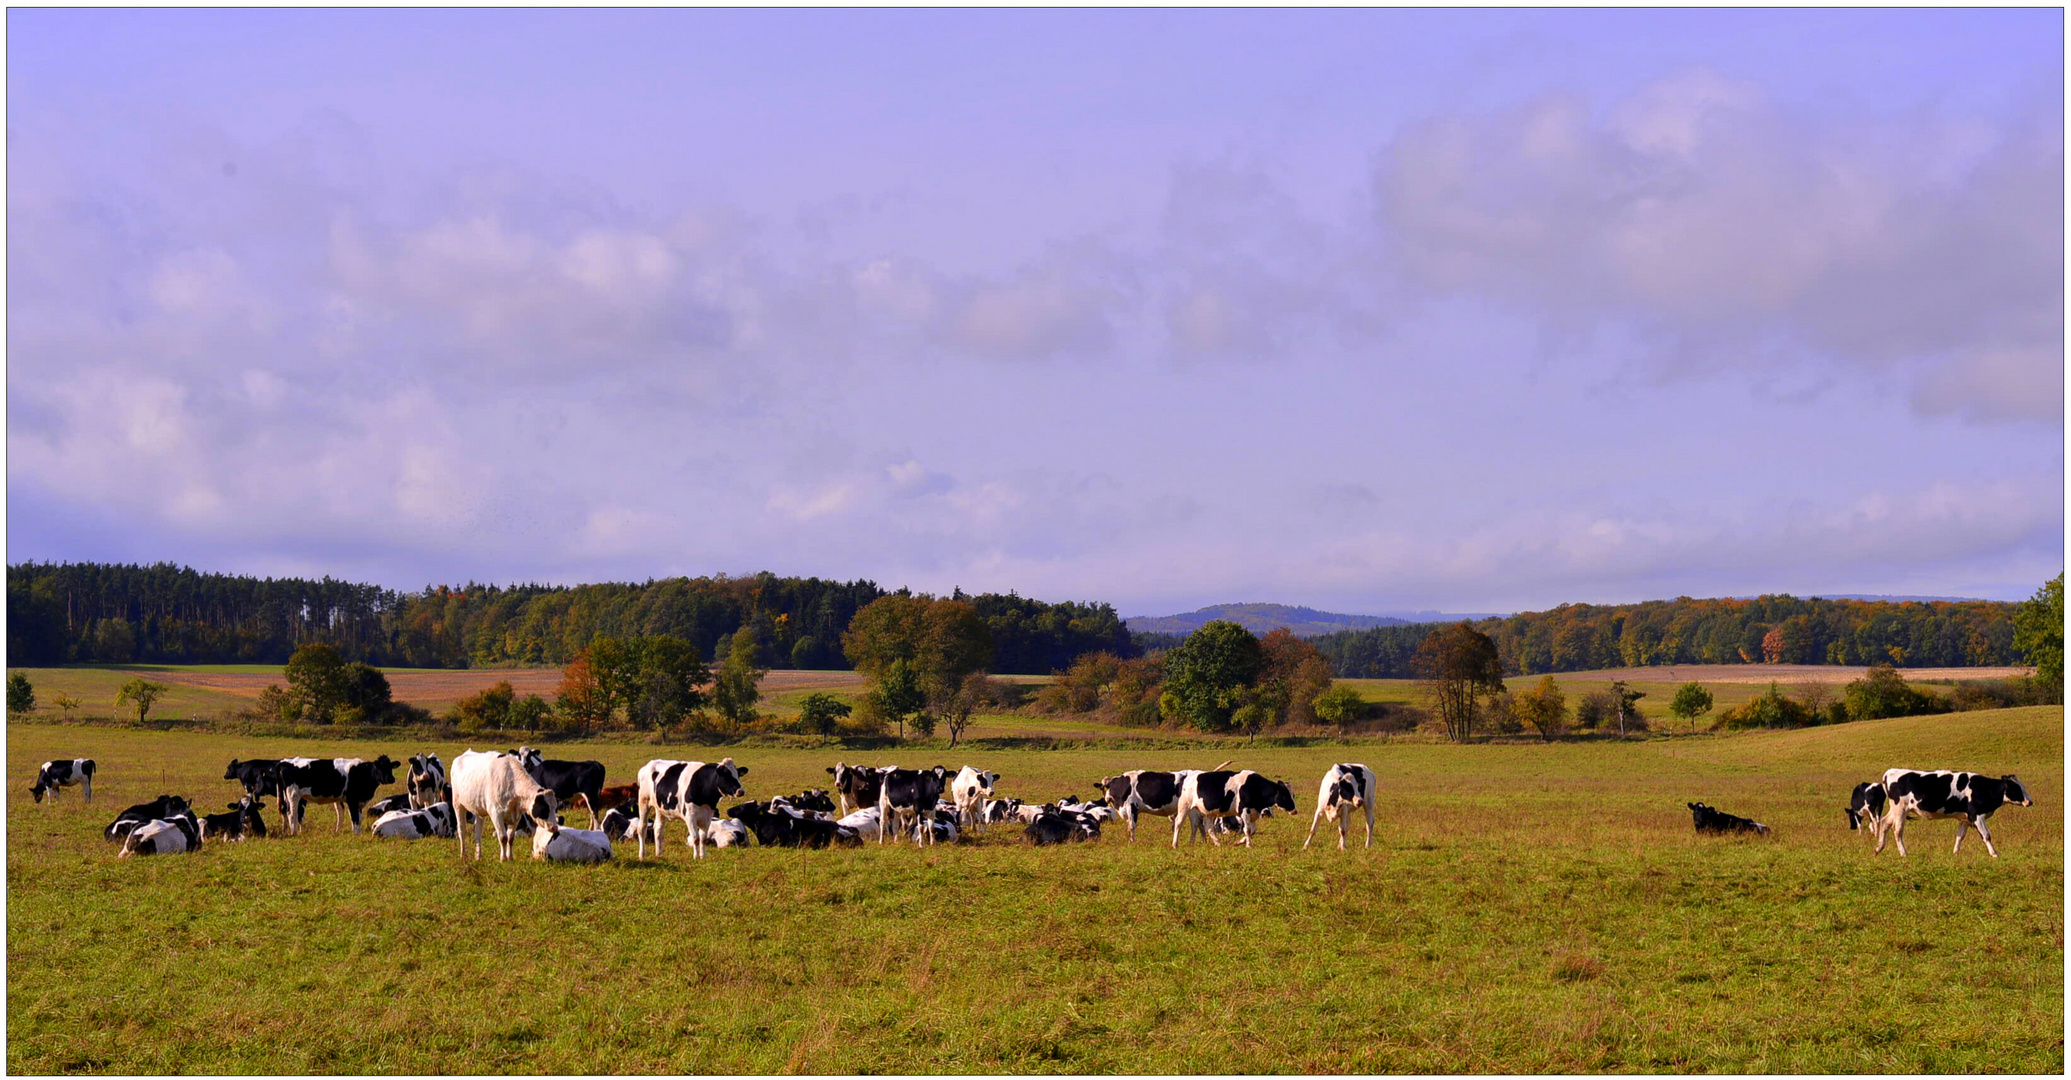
[199,796,269,842]
[516,747,607,829]
[450,750,559,861]
[406,754,448,809]
[950,767,1001,831]
[119,811,201,856]
[105,795,191,843]
[276,756,401,835]
[366,793,415,819]
[31,758,95,804]
[532,821,613,863]
[1846,781,1890,845]
[876,766,951,846]
[636,758,750,859]
[1688,802,1769,836]
[826,762,888,816]
[728,801,861,848]
[224,758,286,800]
[374,802,457,840]
[1172,770,1297,848]
[1876,769,2033,857]
[1098,761,1232,840]
[1304,763,1378,850]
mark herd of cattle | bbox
[29,750,2034,862]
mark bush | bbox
[1311,684,1367,730]
[1843,665,1947,721]
[1575,690,1618,731]
[7,672,35,715]
[451,681,516,733]
[1719,683,1816,729]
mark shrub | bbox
[7,672,35,715]
[1719,683,1815,729]
[1575,690,1618,731]
[508,693,553,730]
[1843,665,1947,721]
[1311,684,1367,730]
[451,681,516,733]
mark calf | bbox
[636,758,750,860]
[876,766,951,846]
[406,753,448,809]
[728,801,860,848]
[836,805,882,841]
[277,756,401,835]
[1688,802,1769,836]
[826,762,888,816]
[199,796,269,842]
[105,795,191,843]
[532,821,613,863]
[1304,763,1377,850]
[374,802,457,840]
[31,758,95,804]
[516,747,607,828]
[602,804,660,846]
[1876,769,2032,857]
[450,750,559,861]
[119,811,201,857]
[772,788,837,816]
[981,798,1024,824]
[950,766,1001,832]
[1172,770,1297,848]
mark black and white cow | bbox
[516,747,607,829]
[601,804,659,845]
[1688,802,1769,836]
[365,792,415,819]
[199,796,269,842]
[728,801,861,848]
[772,789,838,816]
[277,756,401,835]
[224,758,286,800]
[1098,761,1233,841]
[1304,763,1377,850]
[1874,769,2033,857]
[1172,770,1297,848]
[374,801,457,840]
[636,758,749,859]
[876,766,951,846]
[119,810,201,857]
[826,762,888,816]
[1025,808,1100,845]
[1845,781,1890,846]
[105,795,192,843]
[981,797,1024,824]
[31,758,95,804]
[406,753,448,810]
[950,767,1001,832]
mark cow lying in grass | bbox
[105,795,191,844]
[119,810,201,857]
[1688,802,1769,836]
[533,821,612,863]
[199,797,269,842]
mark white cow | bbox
[836,805,882,841]
[533,821,613,863]
[450,750,558,861]
[374,802,457,840]
[119,813,200,857]
[1304,763,1378,850]
[949,766,1000,832]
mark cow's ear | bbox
[735,766,749,775]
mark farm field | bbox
[7,707,2061,1073]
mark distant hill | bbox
[1126,603,1410,638]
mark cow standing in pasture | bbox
[1099,760,1232,841]
[1845,782,1890,847]
[1303,763,1377,850]
[636,758,749,860]
[1873,769,2032,857]
[950,767,1000,832]
[276,756,401,835]
[450,750,559,861]
[826,763,888,816]
[876,766,951,845]
[516,747,607,829]
[32,758,95,804]
[1172,770,1297,848]
[406,754,448,809]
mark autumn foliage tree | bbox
[1414,622,1506,742]
[843,594,994,739]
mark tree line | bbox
[5,562,1133,675]
[1310,593,2027,678]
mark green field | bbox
[7,708,2062,1073]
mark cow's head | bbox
[1271,780,1297,814]
[29,769,48,802]
[369,756,400,785]
[528,791,559,824]
[2003,775,2032,807]
[716,758,749,799]
[223,759,244,781]
[162,794,192,816]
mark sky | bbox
[7,9,2064,616]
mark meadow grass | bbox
[7,707,2061,1073]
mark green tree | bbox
[1608,680,1647,737]
[844,595,994,733]
[624,635,713,730]
[2013,573,2064,697]
[796,691,852,744]
[1413,622,1505,742]
[91,617,136,663]
[1514,675,1569,742]
[712,626,767,729]
[870,658,927,740]
[284,644,352,723]
[1311,684,1366,730]
[936,672,998,750]
[452,680,515,733]
[7,671,35,715]
[53,692,79,715]
[340,662,393,724]
[508,694,552,731]
[115,677,167,722]
[1843,665,1944,721]
[1669,682,1715,733]
[1161,620,1265,732]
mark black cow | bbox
[32,758,95,804]
[876,766,951,846]
[1172,770,1296,848]
[1876,769,2033,857]
[635,757,750,859]
[1688,802,1769,836]
[200,796,270,842]
[826,762,888,816]
[105,795,191,843]
[516,747,607,829]
[1025,808,1100,846]
[728,801,861,848]
[225,758,286,800]
[276,756,401,835]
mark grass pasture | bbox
[6,708,2063,1073]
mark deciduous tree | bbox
[1514,675,1569,742]
[116,677,167,723]
[1160,620,1264,732]
[2013,573,2064,696]
[1413,622,1505,742]
[796,691,852,744]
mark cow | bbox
[601,804,659,845]
[1172,770,1297,848]
[949,767,1001,832]
[1688,802,1769,836]
[772,789,837,816]
[406,754,448,809]
[826,762,888,816]
[595,784,640,814]
[119,811,201,857]
[981,797,1024,824]
[1875,769,2033,857]
[836,805,883,841]
[1846,781,1890,846]
[876,766,951,846]
[1304,763,1377,850]
[374,802,457,840]
[276,756,401,835]
[515,747,607,829]
[728,801,861,848]
[224,758,286,800]
[366,792,415,819]
[532,821,613,863]
[105,795,191,843]
[913,808,959,845]
[199,796,269,842]
[636,758,749,860]
[1025,808,1100,845]
[31,758,95,804]
[450,750,559,861]
[1098,761,1232,841]
[705,817,751,848]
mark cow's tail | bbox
[1212,759,1234,771]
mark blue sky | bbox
[7,9,2063,614]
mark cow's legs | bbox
[1172,807,1187,849]
[1973,816,1999,857]
[1890,812,1909,857]
[1304,805,1326,849]
[581,793,599,831]
[1363,802,1374,849]
[636,804,649,859]
[1953,819,1969,853]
